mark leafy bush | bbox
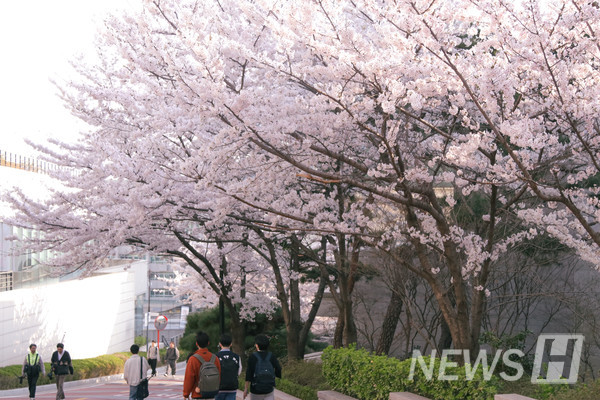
[541,379,600,400]
[282,360,329,389]
[0,353,129,390]
[277,377,319,400]
[135,336,147,346]
[180,308,225,355]
[479,330,535,376]
[180,307,288,359]
[321,345,498,400]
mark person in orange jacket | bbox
[183,331,221,399]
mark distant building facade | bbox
[0,154,189,367]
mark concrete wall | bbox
[0,266,142,367]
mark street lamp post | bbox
[145,267,151,350]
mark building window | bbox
[150,273,176,280]
[0,271,13,292]
[151,288,175,297]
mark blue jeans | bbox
[129,385,139,400]
[216,392,237,400]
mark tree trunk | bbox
[376,287,404,355]
[334,310,344,348]
[343,296,357,345]
[437,317,453,352]
[225,300,246,364]
[298,263,329,356]
[286,322,302,360]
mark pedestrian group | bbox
[21,332,281,400]
[125,332,281,400]
[21,342,73,400]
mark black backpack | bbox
[251,352,276,393]
[217,350,240,390]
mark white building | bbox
[0,154,187,367]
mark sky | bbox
[0,0,134,156]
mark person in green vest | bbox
[21,343,46,400]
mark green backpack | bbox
[193,354,220,398]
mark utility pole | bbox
[145,265,151,350]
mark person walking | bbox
[51,343,73,400]
[22,343,45,400]
[243,334,282,400]
[148,340,158,377]
[216,333,241,400]
[164,341,180,377]
[183,331,221,400]
[124,344,150,400]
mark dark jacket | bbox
[216,349,241,391]
[165,346,179,361]
[51,350,73,375]
[245,351,282,394]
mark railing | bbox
[0,149,58,174]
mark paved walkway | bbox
[1,361,189,399]
[0,362,297,400]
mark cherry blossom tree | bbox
[6,0,600,358]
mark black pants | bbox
[27,372,39,398]
[148,358,157,375]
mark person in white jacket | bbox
[124,344,150,400]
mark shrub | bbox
[134,336,147,347]
[543,379,600,400]
[180,307,228,355]
[277,377,319,400]
[321,345,498,400]
[282,359,329,389]
[0,353,129,390]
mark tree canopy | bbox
[5,0,600,353]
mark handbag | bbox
[136,357,149,399]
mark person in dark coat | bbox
[243,334,282,400]
[51,343,73,400]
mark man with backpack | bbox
[184,331,221,400]
[243,334,282,400]
[216,333,241,400]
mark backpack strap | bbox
[193,353,216,366]
[254,351,271,362]
[28,354,39,365]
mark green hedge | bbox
[0,353,130,390]
[321,346,498,400]
[277,377,319,400]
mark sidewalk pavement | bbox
[0,360,187,397]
